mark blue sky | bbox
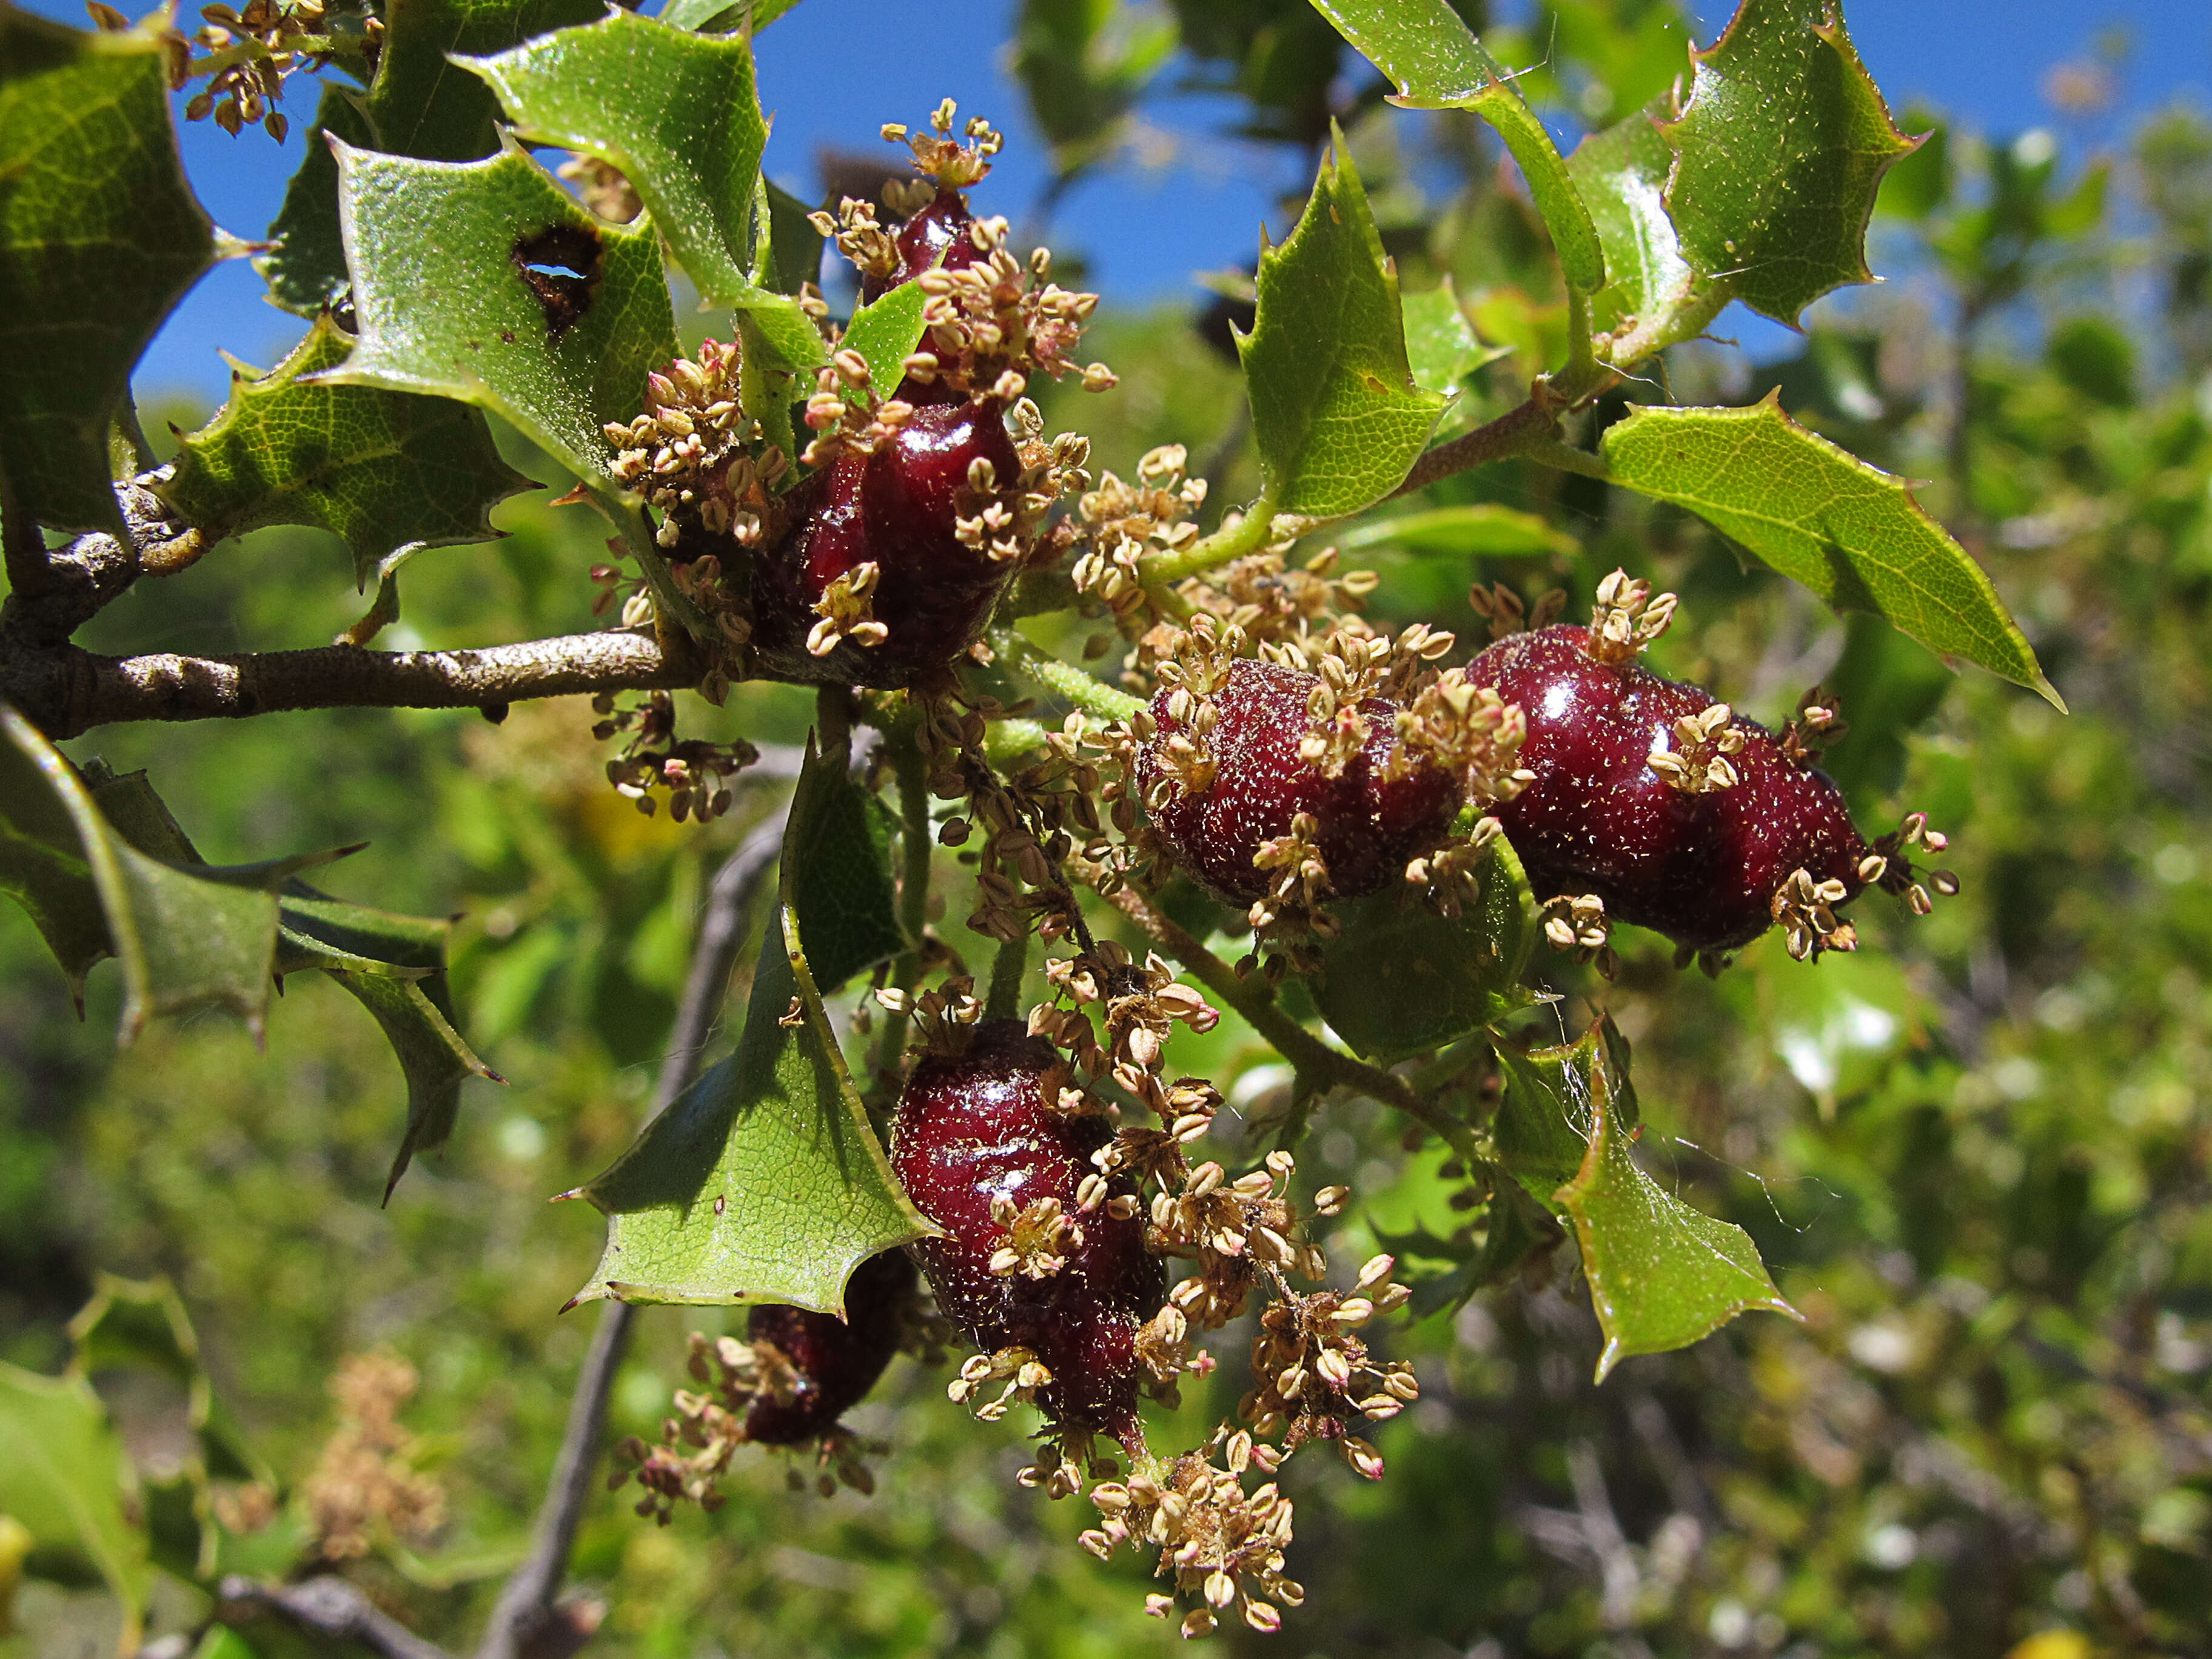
[20,0,2207,403]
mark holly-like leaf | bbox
[1567,96,1691,329]
[256,83,374,318]
[1550,1021,1797,1380]
[0,1362,148,1643]
[325,137,679,485]
[159,314,532,591]
[1238,127,1445,518]
[461,12,767,304]
[786,742,906,991]
[1310,0,1607,295]
[1400,277,1507,395]
[1598,396,2057,702]
[0,7,214,532]
[336,968,501,1201]
[0,709,318,1041]
[1492,1027,1615,1207]
[572,897,935,1311]
[1314,839,1535,1064]
[365,0,605,162]
[1658,0,1919,327]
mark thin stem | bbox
[1524,437,1612,481]
[994,630,1144,723]
[815,683,853,768]
[1102,883,1476,1160]
[592,487,722,651]
[220,1577,452,1659]
[1563,284,1600,394]
[986,928,1030,1019]
[1387,397,1559,501]
[871,735,934,1086]
[1136,493,1279,586]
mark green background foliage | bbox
[5,0,2212,1655]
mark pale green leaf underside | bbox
[460,11,768,305]
[1599,397,2054,700]
[0,8,213,532]
[1239,130,1445,518]
[326,138,679,485]
[1309,0,1606,295]
[1552,1033,1796,1381]
[161,313,531,588]
[1660,0,1917,326]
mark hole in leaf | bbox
[511,223,603,339]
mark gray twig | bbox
[472,804,788,1659]
[220,1574,454,1659]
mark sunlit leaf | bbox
[1598,396,2057,702]
[840,278,933,404]
[1544,1020,1797,1380]
[1566,95,1690,329]
[1400,277,1507,395]
[1310,0,1607,294]
[0,7,213,532]
[159,314,531,590]
[1658,0,1918,326]
[461,12,767,304]
[1238,126,1446,517]
[256,83,374,318]
[364,0,604,162]
[0,1362,147,1644]
[574,801,934,1311]
[659,0,803,32]
[1315,839,1534,1063]
[326,136,679,486]
[1336,503,1577,558]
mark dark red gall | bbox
[739,1249,916,1447]
[1136,658,1461,907]
[1466,624,1869,953]
[890,1019,1162,1450]
[860,186,984,304]
[746,397,1021,687]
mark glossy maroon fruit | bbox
[1136,658,1461,907]
[890,1020,1162,1450]
[1466,624,1869,952]
[746,397,1021,688]
[860,186,984,304]
[740,1250,916,1447]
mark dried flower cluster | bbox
[303,1351,445,1561]
[147,0,375,140]
[591,689,756,821]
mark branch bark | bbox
[2,628,694,741]
[220,1575,454,1659]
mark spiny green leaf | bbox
[0,1362,147,1641]
[364,0,604,162]
[1400,276,1507,395]
[256,82,374,318]
[159,314,532,591]
[573,899,934,1312]
[1238,127,1446,517]
[1549,1019,1797,1380]
[460,12,768,304]
[1310,0,1607,294]
[1314,839,1535,1064]
[0,7,214,532]
[0,710,305,1041]
[1567,95,1691,330]
[326,137,679,486]
[1492,1027,1619,1208]
[1659,0,1918,326]
[334,968,501,1202]
[1598,395,2057,703]
[786,742,906,992]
